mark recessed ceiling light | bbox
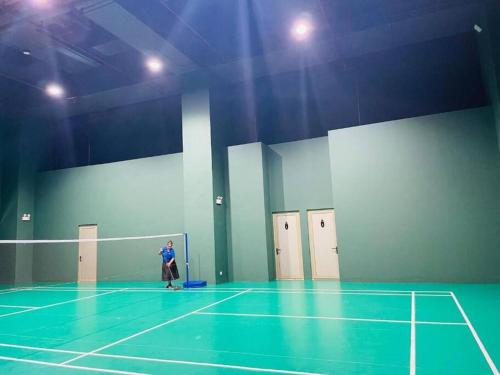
[145,56,164,74]
[22,50,31,56]
[291,17,313,41]
[31,0,52,8]
[45,83,65,98]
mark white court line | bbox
[0,304,36,309]
[25,287,235,294]
[248,291,451,297]
[0,288,33,296]
[18,287,452,297]
[28,289,418,297]
[416,321,467,326]
[0,355,147,375]
[450,292,499,375]
[196,311,411,324]
[0,233,184,244]
[61,289,251,365]
[410,291,416,375]
[0,289,127,319]
[26,286,452,293]
[195,311,467,326]
[0,282,73,296]
[0,343,324,375]
[199,287,450,295]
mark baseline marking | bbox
[0,355,146,375]
[0,305,36,309]
[195,311,466,326]
[0,343,324,375]
[0,289,127,319]
[24,286,452,294]
[450,292,499,375]
[0,282,74,296]
[18,287,451,297]
[61,289,251,365]
[0,288,32,296]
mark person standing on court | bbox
[158,240,179,288]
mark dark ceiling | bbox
[0,0,488,116]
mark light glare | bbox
[31,0,52,8]
[291,18,313,41]
[45,83,65,98]
[146,57,164,74]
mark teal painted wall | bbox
[182,88,217,284]
[0,120,39,284]
[228,143,274,281]
[267,137,334,279]
[210,93,230,283]
[0,121,18,283]
[262,146,275,280]
[329,107,500,282]
[223,149,234,280]
[487,0,500,150]
[13,123,38,284]
[478,1,500,150]
[211,145,229,283]
[33,154,184,282]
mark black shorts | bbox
[162,261,179,281]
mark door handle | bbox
[275,248,281,255]
[79,256,82,262]
[332,247,338,254]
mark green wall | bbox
[181,88,217,284]
[0,121,17,283]
[0,120,39,284]
[211,145,229,283]
[228,143,274,281]
[267,137,334,279]
[34,154,184,282]
[329,107,500,282]
[478,1,500,150]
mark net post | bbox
[184,232,190,286]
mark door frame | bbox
[307,208,340,280]
[78,224,98,282]
[272,211,304,280]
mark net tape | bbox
[0,233,185,244]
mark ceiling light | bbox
[31,0,52,8]
[45,83,65,98]
[145,57,164,74]
[22,50,31,56]
[291,17,313,41]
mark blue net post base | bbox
[183,280,207,288]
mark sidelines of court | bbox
[0,288,128,318]
[0,281,76,296]
[1,286,453,298]
[0,354,147,375]
[410,291,416,375]
[0,304,37,309]
[194,311,467,326]
[0,343,325,375]
[18,285,453,293]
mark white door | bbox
[308,209,340,279]
[78,225,97,282]
[273,212,304,279]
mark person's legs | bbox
[166,265,173,288]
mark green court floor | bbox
[0,281,498,374]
